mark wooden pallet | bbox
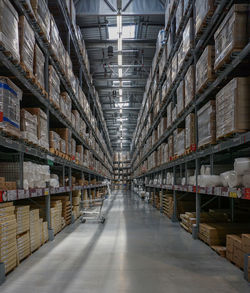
[215,49,241,73]
[198,140,216,150]
[195,11,214,40]
[196,79,215,95]
[216,129,247,141]
[34,78,48,98]
[0,41,19,64]
[211,245,227,258]
[49,97,60,111]
[20,62,36,83]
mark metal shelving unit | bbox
[130,0,250,241]
[0,0,112,243]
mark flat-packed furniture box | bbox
[216,77,250,140]
[196,45,215,93]
[184,65,195,108]
[195,0,215,36]
[0,202,17,274]
[182,18,193,59]
[30,0,50,42]
[15,205,30,235]
[19,15,35,74]
[16,231,30,263]
[185,113,195,150]
[0,0,20,62]
[30,209,41,252]
[34,44,45,89]
[198,100,216,148]
[0,77,22,138]
[214,4,250,71]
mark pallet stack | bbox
[0,203,17,274]
[72,190,81,219]
[16,231,30,263]
[50,200,62,234]
[226,234,250,269]
[42,222,48,244]
[51,196,71,225]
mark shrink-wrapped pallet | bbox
[49,131,60,151]
[234,158,250,175]
[72,110,80,130]
[30,0,50,42]
[0,0,19,62]
[49,66,60,109]
[214,4,250,71]
[60,92,72,119]
[20,109,38,145]
[158,117,167,139]
[216,77,250,140]
[71,111,76,129]
[0,203,17,274]
[76,145,83,163]
[159,46,167,79]
[0,77,22,137]
[71,138,76,158]
[52,128,71,155]
[18,16,35,74]
[175,129,185,156]
[177,42,185,72]
[184,65,195,108]
[177,81,185,116]
[168,135,174,158]
[196,45,215,93]
[172,52,178,83]
[195,0,215,36]
[60,139,66,154]
[183,18,193,59]
[24,108,49,150]
[176,0,184,34]
[172,106,177,124]
[34,44,45,89]
[185,113,195,150]
[50,15,60,58]
[167,102,173,129]
[198,100,216,148]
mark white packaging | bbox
[242,173,250,188]
[220,170,242,188]
[234,158,250,175]
[198,175,222,187]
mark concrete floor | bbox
[1,191,249,293]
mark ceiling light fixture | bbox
[119,88,122,96]
[118,54,122,66]
[118,68,122,78]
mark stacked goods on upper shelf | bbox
[49,65,60,110]
[18,15,35,75]
[24,108,49,150]
[0,77,22,138]
[216,77,250,139]
[0,202,17,274]
[72,190,81,219]
[226,234,250,269]
[30,0,50,42]
[20,109,38,145]
[34,44,45,89]
[214,4,250,71]
[195,0,215,37]
[0,0,20,62]
[196,45,215,93]
[197,101,216,148]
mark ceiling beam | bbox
[85,39,156,49]
[102,107,141,111]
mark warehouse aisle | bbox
[1,191,249,293]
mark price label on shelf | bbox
[0,191,7,202]
[44,188,49,196]
[7,190,17,201]
[229,191,237,198]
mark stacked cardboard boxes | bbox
[30,209,41,252]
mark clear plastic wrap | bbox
[19,15,35,73]
[216,77,250,139]
[196,45,215,93]
[49,65,60,109]
[177,41,185,71]
[49,15,60,57]
[214,4,250,71]
[183,18,193,59]
[234,158,250,175]
[185,113,195,149]
[177,81,185,116]
[184,65,195,108]
[30,0,50,41]
[71,112,76,129]
[72,110,80,130]
[197,100,216,147]
[23,162,50,189]
[159,46,167,79]
[172,52,178,83]
[20,109,38,144]
[71,138,76,157]
[25,108,49,150]
[49,131,60,151]
[60,139,66,154]
[60,92,72,119]
[175,129,185,156]
[198,175,222,187]
[220,170,242,188]
[195,0,215,36]
[76,145,83,162]
[0,0,20,62]
[53,128,71,155]
[0,77,22,137]
[168,135,173,158]
[34,44,45,89]
[242,174,250,188]
[172,106,177,124]
[176,0,184,33]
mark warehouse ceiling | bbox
[75,0,165,151]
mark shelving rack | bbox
[112,160,131,190]
[0,0,113,241]
[131,0,250,237]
